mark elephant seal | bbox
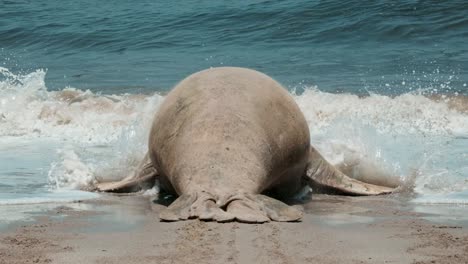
[96,67,394,223]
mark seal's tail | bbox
[159,192,302,223]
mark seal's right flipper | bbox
[225,194,302,223]
[305,146,395,195]
[95,153,158,193]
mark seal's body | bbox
[151,67,309,200]
[97,67,394,223]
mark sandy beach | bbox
[1,194,467,264]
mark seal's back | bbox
[150,67,308,222]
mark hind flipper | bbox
[226,194,303,223]
[95,153,158,193]
[159,194,197,221]
[306,146,395,195]
[158,192,302,223]
[226,197,270,223]
[159,193,235,222]
[255,194,303,222]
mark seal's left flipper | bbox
[305,146,395,195]
[95,153,158,193]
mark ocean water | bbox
[0,1,467,221]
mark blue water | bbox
[1,1,467,94]
[0,0,467,222]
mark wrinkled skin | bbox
[96,67,395,223]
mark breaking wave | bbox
[1,68,467,204]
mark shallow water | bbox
[0,1,467,219]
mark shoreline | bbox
[1,194,468,264]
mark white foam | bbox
[294,87,468,136]
[48,148,97,190]
[0,67,163,144]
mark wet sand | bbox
[1,194,467,264]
